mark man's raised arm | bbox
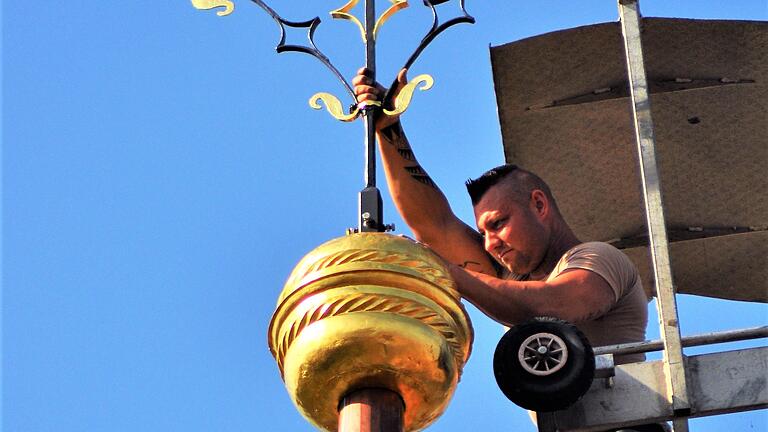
[353,68,496,275]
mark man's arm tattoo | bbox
[460,261,482,270]
[405,166,437,188]
[380,122,413,160]
[379,122,404,142]
[396,147,416,161]
[379,123,438,189]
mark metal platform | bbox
[550,346,767,431]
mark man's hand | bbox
[352,67,408,130]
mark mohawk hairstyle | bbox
[465,164,519,205]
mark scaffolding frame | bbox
[535,1,767,430]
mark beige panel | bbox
[493,19,767,113]
[491,19,767,301]
[624,231,768,303]
[491,18,767,241]
[493,84,767,242]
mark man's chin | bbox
[503,259,533,276]
[503,262,525,275]
[494,255,531,275]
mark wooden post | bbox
[338,389,404,432]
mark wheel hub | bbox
[517,332,569,376]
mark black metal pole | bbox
[364,0,377,191]
[359,0,384,232]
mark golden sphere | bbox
[268,233,473,431]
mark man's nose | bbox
[484,232,501,253]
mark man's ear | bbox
[530,189,548,217]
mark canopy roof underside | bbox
[491,18,767,302]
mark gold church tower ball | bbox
[268,233,474,431]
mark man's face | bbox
[473,181,549,275]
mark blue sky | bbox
[4,1,767,431]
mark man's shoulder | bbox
[567,241,621,255]
[563,242,633,266]
[557,241,641,299]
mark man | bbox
[354,66,667,431]
[353,67,649,366]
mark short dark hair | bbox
[465,164,520,205]
[466,164,557,210]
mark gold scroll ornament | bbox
[310,74,434,122]
[331,0,409,42]
[190,0,234,16]
[268,233,473,432]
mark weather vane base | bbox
[268,233,473,432]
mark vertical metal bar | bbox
[617,1,691,431]
[359,0,384,232]
[364,0,377,190]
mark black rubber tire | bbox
[493,317,595,412]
